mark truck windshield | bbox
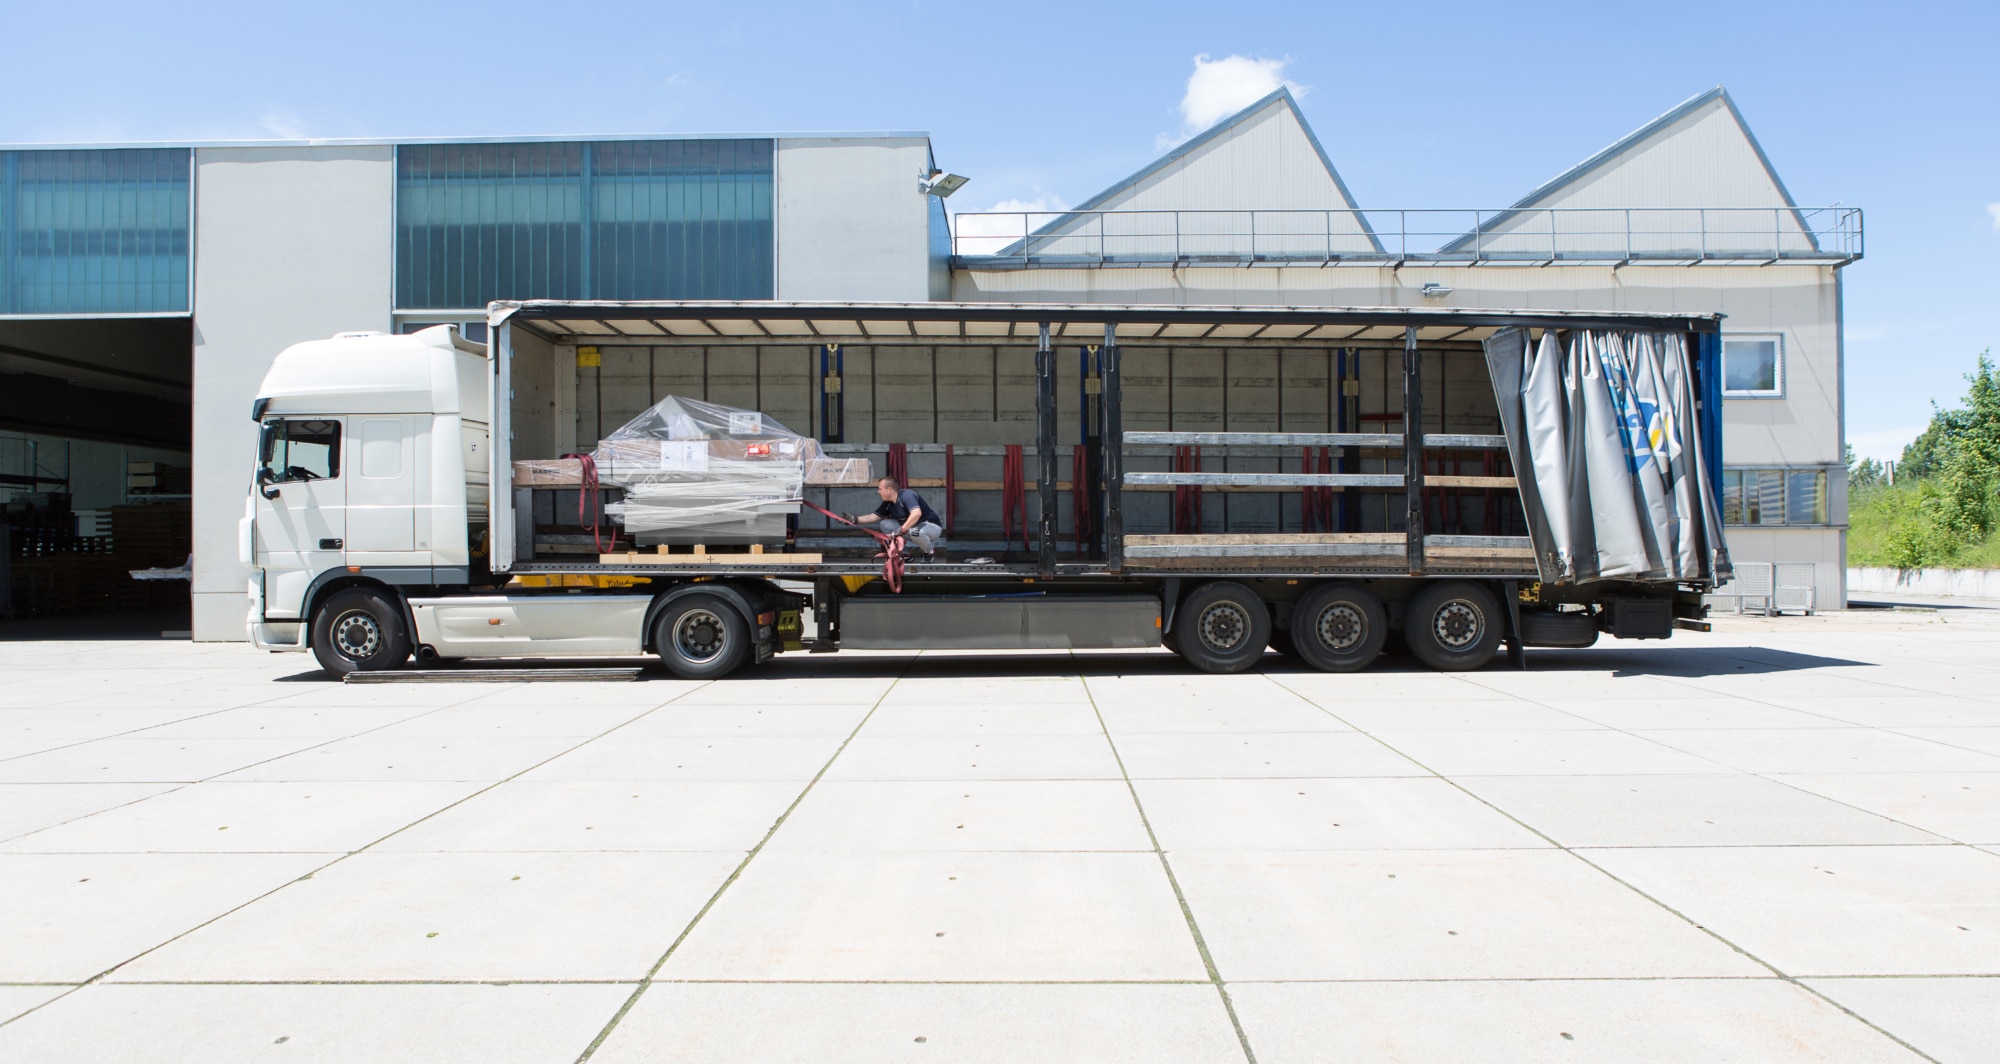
[261,419,341,483]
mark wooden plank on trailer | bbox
[1125,431,1402,447]
[1125,533,1403,546]
[1125,542,1406,559]
[1423,434,1510,448]
[1124,472,1405,488]
[598,550,825,565]
[1425,475,1518,489]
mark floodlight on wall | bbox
[920,171,969,197]
[1420,282,1453,299]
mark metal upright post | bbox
[1403,327,1425,574]
[1101,323,1124,571]
[1036,324,1057,577]
[1080,344,1104,560]
[578,144,595,300]
[819,344,844,444]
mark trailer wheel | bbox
[1290,583,1389,672]
[1173,581,1271,674]
[654,594,750,680]
[1403,581,1502,672]
[310,587,411,676]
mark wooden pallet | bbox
[598,544,824,565]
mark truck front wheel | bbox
[310,587,412,676]
[1290,583,1388,672]
[1403,581,1502,672]
[1173,581,1271,674]
[654,594,750,679]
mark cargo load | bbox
[584,396,869,544]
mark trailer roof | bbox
[491,300,1722,345]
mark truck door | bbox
[346,416,418,558]
[255,418,346,618]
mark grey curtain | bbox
[1484,328,1732,586]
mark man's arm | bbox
[896,491,924,533]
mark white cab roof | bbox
[256,326,489,418]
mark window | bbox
[1722,335,1783,397]
[1723,468,1825,525]
[2,148,191,314]
[394,139,774,309]
[260,420,340,484]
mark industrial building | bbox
[0,87,1858,639]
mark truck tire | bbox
[1172,581,1270,674]
[310,587,411,676]
[654,593,750,680]
[1290,583,1389,672]
[1403,581,1502,672]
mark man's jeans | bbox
[876,520,944,552]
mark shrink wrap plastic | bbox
[591,396,869,540]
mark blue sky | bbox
[7,0,1994,460]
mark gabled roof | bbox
[1076,88,1367,214]
[1001,88,1384,255]
[1439,86,1818,254]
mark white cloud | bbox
[258,109,309,140]
[1169,54,1305,143]
[952,195,1070,254]
[1987,201,2000,231]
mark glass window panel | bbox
[3,148,190,314]
[1723,470,1744,524]
[396,140,772,309]
[1723,338,1779,394]
[1787,470,1826,524]
[1754,469,1784,524]
[262,420,340,482]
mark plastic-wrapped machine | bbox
[592,396,870,544]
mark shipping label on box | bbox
[512,459,585,486]
[657,441,709,472]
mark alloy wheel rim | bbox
[332,609,382,660]
[1315,603,1366,652]
[674,609,728,664]
[1198,602,1250,652]
[1432,600,1483,649]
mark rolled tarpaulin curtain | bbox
[1487,327,1732,586]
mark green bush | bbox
[1849,351,2000,569]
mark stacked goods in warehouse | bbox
[1,495,164,617]
[112,502,192,610]
[126,461,191,497]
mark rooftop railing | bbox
[950,206,1862,268]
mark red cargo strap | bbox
[944,444,957,528]
[800,499,906,594]
[1071,446,1094,550]
[886,442,908,488]
[559,452,611,552]
[1001,444,1027,551]
[1172,446,1203,534]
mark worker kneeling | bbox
[852,477,945,561]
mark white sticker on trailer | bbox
[658,441,709,472]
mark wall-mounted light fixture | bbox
[920,169,968,197]
[1421,282,1453,299]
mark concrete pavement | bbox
[2,607,1998,1062]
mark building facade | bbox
[0,88,1856,639]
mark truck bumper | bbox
[250,622,308,651]
[246,574,308,651]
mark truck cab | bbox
[245,326,492,667]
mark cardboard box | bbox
[804,456,874,485]
[511,458,586,486]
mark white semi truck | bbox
[245,301,1730,679]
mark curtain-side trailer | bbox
[244,301,1731,679]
